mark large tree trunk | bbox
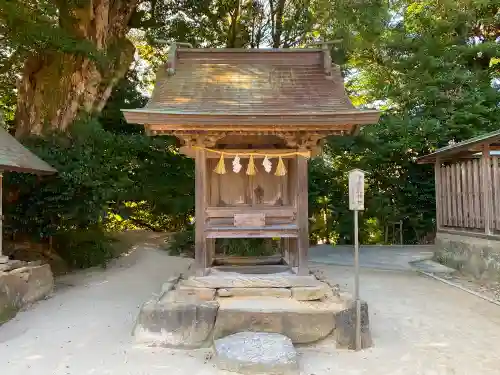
[14,0,138,137]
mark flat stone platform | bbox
[179,274,322,289]
[133,266,372,349]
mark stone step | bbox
[214,297,344,344]
[180,274,322,289]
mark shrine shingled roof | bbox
[0,127,56,174]
[123,47,379,134]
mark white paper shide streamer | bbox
[232,155,242,173]
[262,156,272,173]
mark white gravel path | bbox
[1,247,500,375]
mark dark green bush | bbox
[218,238,277,257]
[53,227,115,269]
[167,230,278,258]
[168,228,194,256]
[4,117,194,268]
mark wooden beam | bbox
[494,157,500,231]
[195,147,208,275]
[473,159,481,228]
[206,238,215,269]
[180,147,313,159]
[296,155,309,275]
[435,160,442,230]
[482,144,493,234]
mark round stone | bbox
[214,332,298,375]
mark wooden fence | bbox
[436,156,499,233]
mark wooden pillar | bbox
[195,148,207,275]
[482,144,493,234]
[206,239,215,268]
[282,238,297,268]
[296,155,309,275]
[435,159,442,230]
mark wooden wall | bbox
[437,156,500,233]
[208,157,293,207]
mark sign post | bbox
[349,169,365,351]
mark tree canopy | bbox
[0,0,498,266]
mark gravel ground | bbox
[1,247,500,375]
[303,265,500,375]
[441,272,500,303]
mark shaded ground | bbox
[309,244,436,271]
[1,245,500,374]
[310,244,500,304]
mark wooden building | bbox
[0,126,57,262]
[123,44,380,276]
[418,130,500,278]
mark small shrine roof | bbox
[123,47,379,134]
[0,127,57,174]
[417,129,500,164]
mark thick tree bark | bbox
[14,0,139,137]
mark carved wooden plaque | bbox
[234,213,266,227]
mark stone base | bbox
[435,231,500,280]
[333,300,372,350]
[133,266,373,350]
[0,263,54,323]
[133,296,218,348]
[213,297,338,344]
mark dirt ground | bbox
[1,246,500,375]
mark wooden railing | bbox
[437,156,500,233]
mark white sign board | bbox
[349,169,365,211]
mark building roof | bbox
[0,127,57,174]
[417,129,500,164]
[123,47,379,134]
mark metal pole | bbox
[354,209,361,351]
[0,172,3,257]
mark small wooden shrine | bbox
[0,127,57,262]
[123,44,379,276]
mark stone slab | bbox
[134,296,219,348]
[214,332,298,375]
[214,297,336,344]
[291,286,329,301]
[0,264,54,323]
[181,274,322,289]
[177,285,216,300]
[217,288,291,298]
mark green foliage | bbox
[53,227,116,269]
[168,228,195,256]
[4,117,194,267]
[99,69,148,135]
[307,0,500,244]
[2,0,499,259]
[167,231,277,257]
[218,239,278,257]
